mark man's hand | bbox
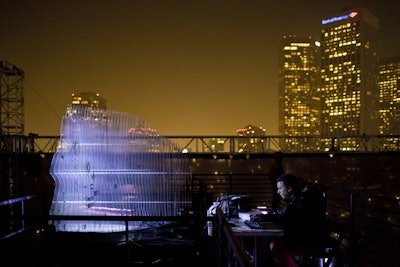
[250,213,265,222]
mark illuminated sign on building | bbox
[322,12,358,25]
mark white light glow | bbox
[49,105,191,232]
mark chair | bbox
[294,219,349,267]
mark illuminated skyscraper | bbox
[378,57,400,135]
[71,91,107,109]
[278,35,320,151]
[320,8,379,150]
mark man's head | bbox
[276,173,303,200]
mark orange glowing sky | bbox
[1,0,399,136]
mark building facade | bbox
[378,57,400,136]
[320,8,379,150]
[278,35,320,151]
[236,125,266,153]
[71,92,107,109]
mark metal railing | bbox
[1,134,400,154]
[0,195,205,265]
[0,195,38,240]
[1,184,399,267]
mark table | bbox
[229,218,284,267]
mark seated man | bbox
[251,173,327,267]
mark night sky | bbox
[1,0,399,136]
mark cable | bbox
[24,78,62,121]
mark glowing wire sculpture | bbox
[49,105,191,232]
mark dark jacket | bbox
[268,185,327,246]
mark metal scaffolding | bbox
[0,61,25,136]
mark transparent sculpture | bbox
[49,105,191,232]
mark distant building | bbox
[278,35,320,151]
[236,125,266,153]
[71,92,107,109]
[320,8,379,150]
[378,57,400,135]
[208,138,225,153]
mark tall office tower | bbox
[71,91,107,109]
[320,8,379,151]
[378,57,400,136]
[278,35,320,152]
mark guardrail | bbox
[214,207,253,267]
[1,185,399,267]
[0,195,41,241]
[1,134,400,153]
[0,195,206,265]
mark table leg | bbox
[254,237,258,267]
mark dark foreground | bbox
[1,222,214,267]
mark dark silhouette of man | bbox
[252,173,327,267]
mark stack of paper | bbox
[238,210,262,221]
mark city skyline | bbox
[1,0,400,136]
